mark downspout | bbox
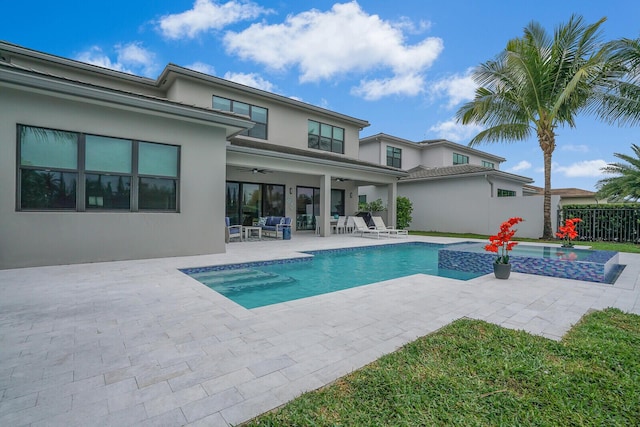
[485,174,494,197]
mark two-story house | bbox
[358,133,554,237]
[0,42,405,269]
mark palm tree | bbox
[456,15,622,239]
[596,144,640,202]
[599,37,640,126]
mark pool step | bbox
[192,268,298,294]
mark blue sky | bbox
[3,0,639,191]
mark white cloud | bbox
[555,159,609,177]
[158,0,272,39]
[561,144,589,153]
[75,43,157,77]
[509,160,532,172]
[429,118,483,142]
[430,68,477,109]
[223,1,443,99]
[223,71,274,91]
[351,73,426,100]
[184,61,216,75]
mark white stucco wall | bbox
[0,87,229,269]
[360,178,559,238]
[167,77,363,158]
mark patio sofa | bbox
[258,216,292,239]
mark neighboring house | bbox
[0,42,404,269]
[524,185,604,206]
[359,133,558,237]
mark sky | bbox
[3,0,639,191]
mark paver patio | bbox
[1,235,639,426]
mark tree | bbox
[456,15,623,239]
[396,196,413,230]
[599,37,640,126]
[596,144,640,202]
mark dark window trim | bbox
[453,152,469,165]
[213,95,268,140]
[386,146,402,168]
[307,119,345,154]
[16,124,180,213]
[497,188,517,197]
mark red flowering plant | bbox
[556,218,582,248]
[485,217,524,264]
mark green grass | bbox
[409,230,640,253]
[243,308,640,426]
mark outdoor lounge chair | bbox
[371,216,408,238]
[352,216,390,239]
[225,217,243,242]
[332,216,346,234]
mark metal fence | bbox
[558,207,640,243]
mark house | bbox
[359,133,558,237]
[524,185,604,207]
[0,42,405,269]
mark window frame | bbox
[386,146,402,168]
[453,153,469,165]
[308,120,345,154]
[497,189,517,197]
[482,160,495,169]
[16,124,180,213]
[213,95,268,140]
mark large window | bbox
[453,153,469,165]
[17,125,179,212]
[308,120,344,154]
[387,146,402,168]
[213,96,267,139]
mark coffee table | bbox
[244,226,262,241]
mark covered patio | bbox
[1,234,639,426]
[226,138,406,237]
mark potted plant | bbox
[556,218,582,248]
[485,217,524,279]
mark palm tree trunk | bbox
[539,128,556,239]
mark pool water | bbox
[182,243,482,309]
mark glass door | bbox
[296,186,319,230]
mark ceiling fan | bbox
[238,167,272,174]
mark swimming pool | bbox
[181,242,482,309]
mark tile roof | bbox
[402,164,533,183]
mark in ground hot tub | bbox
[438,242,623,284]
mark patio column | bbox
[319,174,331,237]
[387,181,397,227]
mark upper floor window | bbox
[386,146,402,168]
[213,96,267,140]
[18,125,179,212]
[453,153,469,165]
[308,120,344,154]
[497,189,516,197]
[482,160,495,169]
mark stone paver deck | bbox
[1,235,639,426]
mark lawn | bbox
[243,308,640,426]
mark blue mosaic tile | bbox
[438,243,621,284]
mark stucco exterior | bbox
[0,85,234,269]
[0,42,405,269]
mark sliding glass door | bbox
[226,181,284,226]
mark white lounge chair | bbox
[352,216,389,239]
[332,216,346,234]
[345,216,355,234]
[371,216,408,238]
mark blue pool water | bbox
[181,242,482,309]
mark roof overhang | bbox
[227,139,407,184]
[0,63,254,137]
